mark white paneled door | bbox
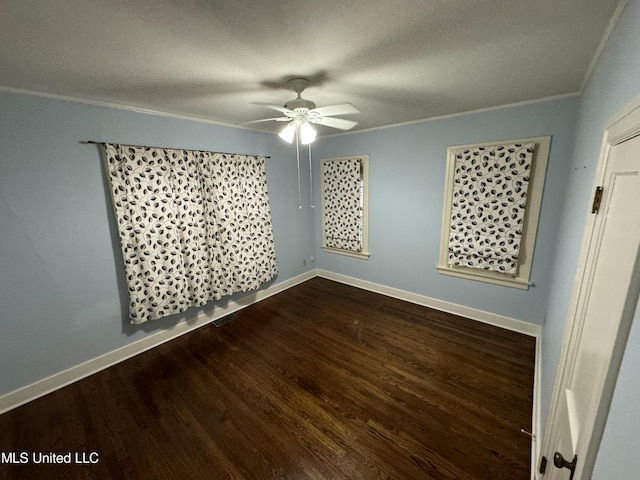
[542,120,640,479]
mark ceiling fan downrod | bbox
[285,78,316,111]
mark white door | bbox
[542,130,640,479]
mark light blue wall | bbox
[0,91,315,396]
[312,98,579,325]
[536,0,640,475]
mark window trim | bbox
[320,154,370,259]
[437,136,551,289]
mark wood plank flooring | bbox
[0,277,536,479]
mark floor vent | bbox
[212,313,237,328]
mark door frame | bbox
[539,93,640,479]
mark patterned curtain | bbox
[322,157,363,252]
[104,144,278,324]
[447,143,535,274]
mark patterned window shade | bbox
[104,144,278,324]
[447,143,535,275]
[322,157,363,252]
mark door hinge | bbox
[591,186,603,213]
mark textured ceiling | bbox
[0,0,623,136]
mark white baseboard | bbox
[1,268,542,425]
[0,270,316,415]
[317,270,542,337]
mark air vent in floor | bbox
[212,313,237,328]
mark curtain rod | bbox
[83,141,270,159]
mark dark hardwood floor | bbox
[0,277,536,479]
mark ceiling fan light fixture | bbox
[300,122,316,145]
[279,123,296,143]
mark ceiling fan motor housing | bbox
[285,99,316,111]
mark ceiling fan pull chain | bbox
[309,143,314,208]
[296,133,302,209]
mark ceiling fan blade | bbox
[246,117,291,124]
[252,102,295,116]
[310,103,360,117]
[309,116,358,131]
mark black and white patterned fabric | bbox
[104,144,278,324]
[321,157,363,252]
[447,143,535,274]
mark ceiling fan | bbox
[250,78,359,144]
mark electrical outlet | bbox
[303,259,307,267]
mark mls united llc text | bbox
[1,451,99,464]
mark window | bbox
[437,136,550,289]
[103,144,278,323]
[321,155,370,259]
